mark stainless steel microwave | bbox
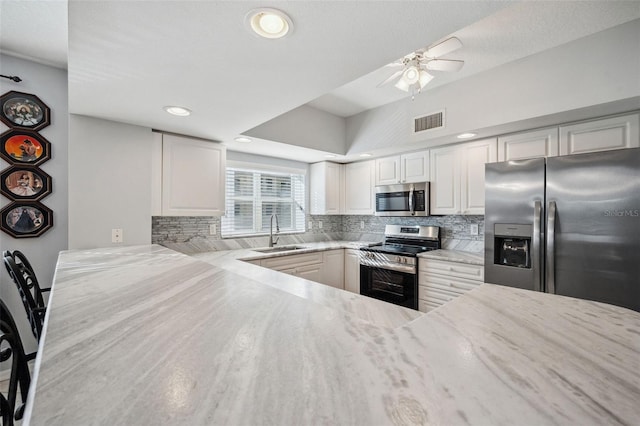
[375,183,429,217]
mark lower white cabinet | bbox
[259,249,344,289]
[321,249,345,289]
[418,258,483,313]
[343,249,361,294]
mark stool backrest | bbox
[0,299,31,425]
[3,255,44,341]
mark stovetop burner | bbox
[360,225,441,257]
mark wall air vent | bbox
[413,110,445,134]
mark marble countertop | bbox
[24,244,640,425]
[418,249,484,265]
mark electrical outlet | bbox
[209,224,217,235]
[360,221,365,230]
[308,221,313,230]
[112,228,123,243]
[470,224,479,235]
[318,221,323,229]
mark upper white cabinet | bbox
[430,138,497,215]
[155,133,226,216]
[498,127,559,161]
[375,151,429,185]
[559,113,640,155]
[343,160,375,215]
[309,162,343,215]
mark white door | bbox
[162,134,226,216]
[375,156,400,185]
[401,151,429,183]
[559,113,640,155]
[429,146,460,215]
[461,138,497,215]
[343,249,361,294]
[344,161,375,215]
[321,250,344,289]
[498,127,559,161]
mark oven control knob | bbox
[396,256,401,263]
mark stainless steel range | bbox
[360,225,440,310]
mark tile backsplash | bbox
[153,214,484,254]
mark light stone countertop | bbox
[24,244,640,425]
[418,249,484,265]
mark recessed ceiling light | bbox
[246,8,293,39]
[164,106,191,116]
[360,153,372,158]
[324,154,337,158]
[234,137,252,143]
[457,133,476,139]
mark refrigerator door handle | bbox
[546,201,557,294]
[532,201,542,292]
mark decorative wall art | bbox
[0,129,51,166]
[0,166,52,201]
[0,202,53,238]
[0,90,51,131]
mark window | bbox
[222,165,305,237]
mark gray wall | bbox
[68,115,152,248]
[0,54,68,354]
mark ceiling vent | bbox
[413,110,445,134]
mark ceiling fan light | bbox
[402,66,420,84]
[418,71,434,89]
[394,77,410,92]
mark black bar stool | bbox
[0,298,32,425]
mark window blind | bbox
[221,166,306,237]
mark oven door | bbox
[360,264,418,310]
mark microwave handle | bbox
[409,184,415,216]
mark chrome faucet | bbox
[269,214,280,247]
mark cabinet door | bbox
[310,162,342,215]
[401,151,429,183]
[375,156,400,185]
[295,264,323,282]
[344,161,375,215]
[429,146,460,215]
[498,127,559,161]
[461,138,497,215]
[321,249,344,289]
[343,249,361,294]
[162,134,226,216]
[559,113,640,155]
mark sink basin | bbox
[253,245,306,253]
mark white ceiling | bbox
[1,1,639,163]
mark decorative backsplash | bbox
[152,214,484,254]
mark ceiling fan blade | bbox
[425,37,462,58]
[425,59,464,72]
[377,69,403,87]
[385,61,404,68]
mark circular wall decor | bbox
[0,91,51,131]
[0,165,52,201]
[0,201,53,238]
[0,129,51,166]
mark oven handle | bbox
[360,259,417,275]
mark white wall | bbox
[245,104,346,154]
[346,19,640,154]
[69,115,152,248]
[0,54,68,354]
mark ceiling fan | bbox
[378,37,464,98]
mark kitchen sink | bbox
[253,245,307,253]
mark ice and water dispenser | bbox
[493,224,532,268]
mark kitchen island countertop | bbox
[24,244,640,425]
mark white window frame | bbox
[222,161,306,238]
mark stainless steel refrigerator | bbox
[484,147,640,312]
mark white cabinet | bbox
[260,252,323,272]
[321,249,344,289]
[559,113,640,155]
[158,133,226,216]
[309,162,343,215]
[295,264,323,283]
[343,249,361,294]
[343,160,375,215]
[418,258,483,313]
[498,127,559,161]
[375,151,429,185]
[430,138,496,215]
